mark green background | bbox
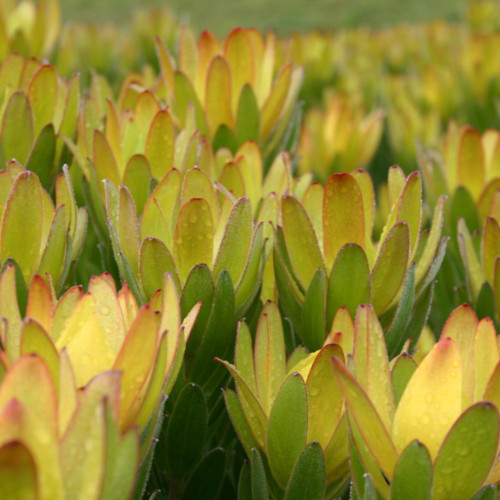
[61,0,469,35]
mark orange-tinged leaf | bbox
[440,305,478,393]
[458,127,485,199]
[282,195,326,290]
[260,63,292,140]
[113,305,158,426]
[88,275,126,353]
[0,171,43,281]
[371,222,409,314]
[205,55,233,135]
[306,344,344,447]
[0,441,38,500]
[224,28,254,112]
[196,30,220,95]
[146,109,175,180]
[323,173,365,270]
[254,302,286,413]
[331,357,398,478]
[0,356,62,499]
[325,306,354,354]
[61,384,107,500]
[20,319,59,392]
[104,99,122,170]
[26,275,53,333]
[27,65,57,137]
[392,338,462,461]
[173,198,213,283]
[58,349,76,435]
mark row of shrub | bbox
[1,0,500,498]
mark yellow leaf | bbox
[392,338,462,460]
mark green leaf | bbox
[166,383,208,476]
[0,91,33,165]
[0,171,43,281]
[301,268,326,350]
[25,124,56,189]
[476,281,496,320]
[180,448,226,500]
[224,389,259,458]
[214,197,253,286]
[123,154,152,215]
[282,195,325,291]
[472,486,497,500]
[431,403,499,500]
[181,264,215,360]
[213,124,238,154]
[391,354,417,406]
[139,237,179,299]
[385,264,416,359]
[190,270,236,391]
[266,373,308,488]
[363,474,378,500]
[371,222,409,314]
[450,186,480,237]
[327,243,370,326]
[284,442,326,500]
[236,84,260,145]
[408,282,435,352]
[273,242,303,332]
[237,461,252,500]
[390,440,432,500]
[251,449,269,500]
[234,222,264,316]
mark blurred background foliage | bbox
[62,0,468,34]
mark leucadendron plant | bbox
[155,26,304,159]
[0,0,60,59]
[0,268,198,433]
[332,302,500,499]
[297,93,384,182]
[0,55,79,189]
[0,354,139,500]
[0,164,86,291]
[104,165,265,392]
[275,166,447,351]
[218,302,350,498]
